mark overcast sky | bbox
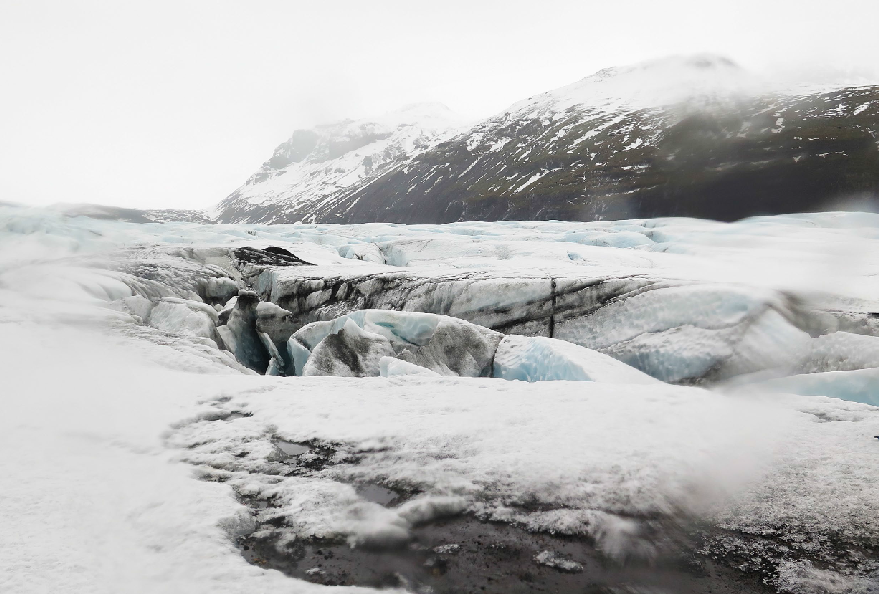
[2,0,878,210]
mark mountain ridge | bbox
[211,55,879,224]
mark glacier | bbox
[3,203,879,594]
[492,334,656,384]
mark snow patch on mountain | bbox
[507,54,766,116]
[213,103,469,223]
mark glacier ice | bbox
[216,291,271,373]
[289,309,660,383]
[795,331,879,374]
[254,301,298,375]
[200,276,238,307]
[493,335,656,384]
[287,336,311,377]
[302,319,395,377]
[290,310,502,377]
[6,205,879,594]
[554,285,816,382]
[147,297,220,343]
[378,356,440,377]
[740,368,879,407]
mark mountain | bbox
[211,103,468,224]
[215,55,879,224]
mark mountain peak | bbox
[511,53,762,115]
[592,54,741,80]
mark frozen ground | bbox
[1,204,879,593]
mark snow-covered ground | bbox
[2,204,879,593]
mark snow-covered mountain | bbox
[507,53,765,114]
[215,54,879,224]
[212,103,469,224]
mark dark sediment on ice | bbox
[238,513,772,594]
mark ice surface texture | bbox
[493,335,655,384]
[4,204,879,593]
[284,309,653,383]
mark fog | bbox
[1,0,877,210]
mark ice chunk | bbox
[216,291,270,373]
[796,331,879,374]
[258,331,286,377]
[119,294,154,323]
[338,242,385,263]
[493,335,656,384]
[556,285,812,383]
[379,356,440,377]
[534,550,584,573]
[294,309,440,350]
[255,301,297,344]
[286,337,311,377]
[402,316,501,377]
[147,298,219,343]
[255,301,297,374]
[302,319,395,377]
[200,277,238,306]
[217,295,237,326]
[715,310,812,379]
[291,310,501,377]
[556,284,781,351]
[744,368,879,407]
[602,325,734,383]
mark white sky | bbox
[2,0,878,211]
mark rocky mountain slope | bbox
[212,103,468,224]
[214,55,879,224]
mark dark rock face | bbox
[334,89,879,224]
[215,86,879,225]
[233,246,314,267]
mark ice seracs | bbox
[290,310,500,378]
[286,309,658,382]
[302,318,396,377]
